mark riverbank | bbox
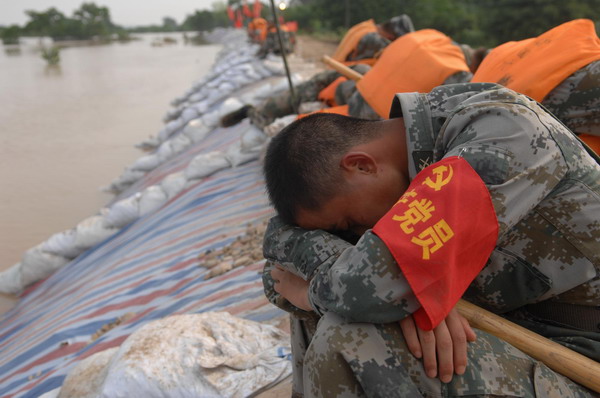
[0,30,340,397]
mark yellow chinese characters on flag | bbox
[373,156,498,330]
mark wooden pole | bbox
[323,52,600,393]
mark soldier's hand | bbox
[271,264,313,311]
[399,308,476,383]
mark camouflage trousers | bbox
[543,60,600,136]
[291,312,596,398]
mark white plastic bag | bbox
[182,118,211,143]
[58,347,118,398]
[94,313,291,398]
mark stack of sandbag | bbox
[40,312,292,398]
[0,122,270,295]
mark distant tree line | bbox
[284,0,600,47]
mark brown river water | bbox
[0,33,220,284]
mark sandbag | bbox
[74,215,118,251]
[240,125,267,152]
[21,245,71,287]
[58,347,118,398]
[138,186,168,217]
[182,118,211,143]
[42,229,80,259]
[156,141,174,162]
[90,313,291,398]
[130,154,161,172]
[160,172,187,199]
[0,263,24,295]
[226,142,261,167]
[170,134,192,155]
[185,151,231,180]
[102,194,141,229]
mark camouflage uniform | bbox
[262,83,600,397]
[350,32,390,61]
[542,60,600,136]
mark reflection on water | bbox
[0,33,220,271]
[44,64,63,76]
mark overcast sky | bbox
[0,0,220,27]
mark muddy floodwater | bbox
[0,33,220,274]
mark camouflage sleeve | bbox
[262,217,420,323]
[439,95,568,235]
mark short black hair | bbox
[263,113,382,224]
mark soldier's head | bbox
[378,14,415,41]
[263,113,409,234]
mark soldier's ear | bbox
[340,152,378,175]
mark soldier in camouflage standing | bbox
[262,83,600,397]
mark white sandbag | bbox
[192,100,209,115]
[42,229,80,259]
[217,97,245,118]
[156,141,174,162]
[0,263,24,295]
[130,154,161,172]
[185,151,231,180]
[138,186,168,217]
[74,215,118,251]
[201,110,221,128]
[180,107,198,124]
[135,136,160,150]
[58,347,118,398]
[94,312,291,398]
[21,245,71,287]
[156,126,170,143]
[111,169,146,191]
[160,172,187,199]
[262,59,284,75]
[102,193,141,229]
[165,119,184,136]
[170,134,192,155]
[182,118,211,143]
[240,125,267,152]
[225,142,260,167]
[263,114,299,138]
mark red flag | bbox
[226,5,235,21]
[253,0,263,18]
[242,0,253,17]
[372,157,498,330]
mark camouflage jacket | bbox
[263,83,600,354]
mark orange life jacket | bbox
[580,134,600,155]
[317,76,348,107]
[332,19,378,63]
[472,19,600,102]
[356,29,469,118]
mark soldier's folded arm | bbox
[263,217,419,323]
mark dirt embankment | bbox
[294,34,339,66]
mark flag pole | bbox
[268,0,299,114]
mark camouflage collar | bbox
[389,92,436,180]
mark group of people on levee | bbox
[241,14,600,398]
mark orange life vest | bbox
[580,134,600,155]
[332,19,378,63]
[356,29,470,118]
[472,19,600,102]
[317,76,348,107]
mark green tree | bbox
[1,25,22,45]
[24,7,68,37]
[163,17,179,31]
[73,2,112,39]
